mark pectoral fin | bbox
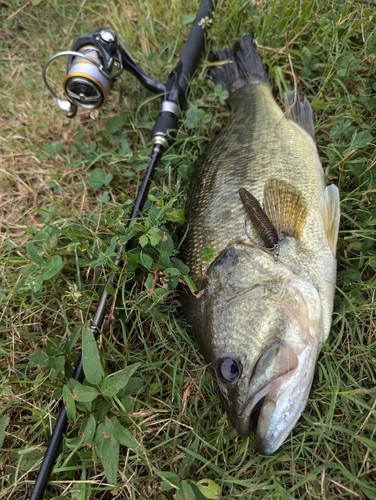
[320,184,340,256]
[263,178,308,240]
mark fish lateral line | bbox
[239,187,280,258]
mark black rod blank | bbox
[30,1,213,498]
[29,145,163,500]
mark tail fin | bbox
[208,35,270,94]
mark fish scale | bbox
[181,35,340,454]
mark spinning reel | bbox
[43,27,168,119]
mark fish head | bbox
[199,243,323,454]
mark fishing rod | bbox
[32,1,214,498]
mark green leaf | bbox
[101,363,141,398]
[29,349,49,369]
[18,449,43,472]
[311,100,329,110]
[80,414,97,445]
[349,130,373,150]
[2,18,13,30]
[111,417,140,449]
[72,383,99,403]
[162,267,181,289]
[26,242,44,264]
[89,167,105,189]
[20,263,39,277]
[106,114,126,134]
[105,281,115,295]
[186,107,197,123]
[147,226,162,246]
[158,232,175,253]
[181,275,197,293]
[139,234,149,248]
[202,246,217,262]
[144,272,154,289]
[194,479,222,499]
[139,251,154,270]
[44,141,63,157]
[339,268,361,286]
[81,325,104,385]
[177,481,196,500]
[124,377,145,394]
[41,255,63,281]
[348,160,367,176]
[160,471,181,491]
[89,253,107,268]
[164,267,181,276]
[182,13,195,25]
[48,355,65,373]
[93,400,111,422]
[104,173,113,186]
[170,257,190,274]
[160,251,172,269]
[63,385,77,423]
[89,167,113,189]
[0,415,8,449]
[170,207,185,224]
[45,339,61,357]
[94,420,119,485]
[358,96,376,110]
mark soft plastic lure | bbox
[239,187,280,252]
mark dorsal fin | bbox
[263,178,308,240]
[320,184,340,256]
[284,91,315,139]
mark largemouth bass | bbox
[181,35,340,454]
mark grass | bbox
[0,0,375,498]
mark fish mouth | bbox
[245,396,265,435]
[234,339,314,455]
[229,275,323,454]
[235,369,294,440]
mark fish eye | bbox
[217,356,242,384]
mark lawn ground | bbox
[0,1,375,499]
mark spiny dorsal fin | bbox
[263,178,308,240]
[320,184,340,256]
[284,91,315,139]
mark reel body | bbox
[43,28,166,118]
[63,45,111,109]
